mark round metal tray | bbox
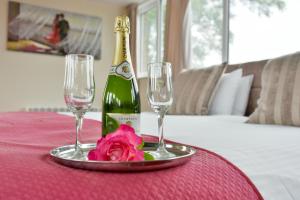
[50,142,196,172]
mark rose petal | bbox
[87,149,98,160]
[118,124,135,134]
[133,150,144,161]
[108,143,129,161]
[96,137,105,150]
[117,124,143,146]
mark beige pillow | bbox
[248,51,300,126]
[169,64,225,115]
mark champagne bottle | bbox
[102,16,141,136]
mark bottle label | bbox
[107,113,140,135]
[109,61,133,80]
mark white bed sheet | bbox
[64,112,300,200]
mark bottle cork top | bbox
[114,16,130,33]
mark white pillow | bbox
[232,75,254,115]
[208,69,242,115]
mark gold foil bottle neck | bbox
[114,16,130,33]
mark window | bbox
[229,0,300,63]
[137,0,166,78]
[191,0,299,66]
[137,0,298,70]
[191,0,225,68]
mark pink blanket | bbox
[0,112,263,200]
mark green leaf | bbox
[144,152,155,161]
[137,140,144,150]
[105,114,119,135]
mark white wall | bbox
[0,0,125,111]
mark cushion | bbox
[225,60,268,116]
[169,64,225,115]
[248,51,300,126]
[232,74,254,115]
[209,69,242,115]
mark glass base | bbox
[70,147,85,160]
[149,147,176,160]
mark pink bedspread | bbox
[0,112,263,200]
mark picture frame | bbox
[7,1,102,59]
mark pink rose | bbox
[88,124,144,161]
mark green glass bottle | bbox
[102,16,141,136]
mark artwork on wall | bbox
[7,1,102,59]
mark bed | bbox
[80,112,300,200]
[76,58,300,200]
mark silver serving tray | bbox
[50,142,196,172]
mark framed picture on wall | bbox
[7,1,102,59]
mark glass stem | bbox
[75,113,83,151]
[157,111,166,151]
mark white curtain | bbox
[183,1,192,70]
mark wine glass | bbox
[64,54,95,159]
[147,62,175,159]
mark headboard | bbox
[225,59,268,116]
